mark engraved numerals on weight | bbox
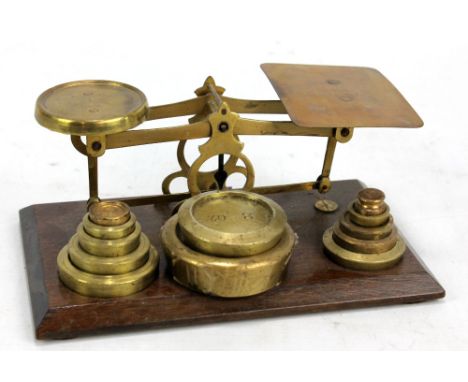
[241,212,254,220]
[209,212,255,223]
[210,214,226,222]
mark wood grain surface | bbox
[20,180,445,340]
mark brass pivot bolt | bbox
[322,187,406,271]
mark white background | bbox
[1,0,467,354]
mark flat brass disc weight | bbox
[35,80,148,135]
[177,190,287,257]
[161,215,296,298]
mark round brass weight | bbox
[89,201,131,226]
[323,229,405,271]
[58,245,158,297]
[35,80,148,135]
[177,190,287,257]
[68,234,151,275]
[82,212,137,240]
[161,215,296,298]
[161,190,297,297]
[322,188,406,271]
[56,200,159,297]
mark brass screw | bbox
[92,141,102,151]
[218,122,229,132]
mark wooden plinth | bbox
[20,180,445,340]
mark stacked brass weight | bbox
[322,188,406,271]
[57,201,159,297]
[161,190,297,298]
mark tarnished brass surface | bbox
[68,234,150,275]
[340,212,393,240]
[357,188,385,205]
[314,199,338,213]
[347,202,390,227]
[82,212,136,239]
[77,222,141,256]
[35,80,147,136]
[261,63,423,128]
[57,245,158,297]
[35,65,423,204]
[178,190,287,257]
[161,215,296,298]
[323,187,405,270]
[89,201,130,226]
[323,229,405,271]
[353,188,387,216]
[56,201,158,297]
[332,224,398,254]
[186,103,255,194]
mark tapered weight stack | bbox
[57,201,159,297]
[161,190,297,298]
[322,188,406,271]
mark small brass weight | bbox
[34,63,424,299]
[57,201,159,297]
[323,188,406,270]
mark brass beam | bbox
[118,181,317,207]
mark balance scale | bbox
[20,63,444,339]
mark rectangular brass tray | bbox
[20,180,444,340]
[261,63,423,128]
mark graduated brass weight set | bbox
[34,64,424,299]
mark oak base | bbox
[20,180,445,340]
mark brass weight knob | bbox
[161,190,297,298]
[322,188,406,271]
[57,201,159,297]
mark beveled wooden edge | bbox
[20,205,49,337]
[34,272,444,339]
[19,180,445,340]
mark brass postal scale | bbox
[21,63,445,339]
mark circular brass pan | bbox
[161,215,296,298]
[35,80,148,136]
[77,222,141,256]
[177,190,287,257]
[323,228,405,271]
[332,224,398,254]
[69,234,151,275]
[89,201,131,226]
[83,212,136,240]
[57,245,159,297]
[347,202,390,227]
[339,212,393,241]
